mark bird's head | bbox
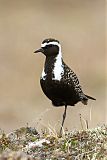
[34,38,61,57]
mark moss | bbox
[0,125,107,159]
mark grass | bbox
[0,124,107,160]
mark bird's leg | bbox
[60,105,67,135]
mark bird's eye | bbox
[48,44,53,47]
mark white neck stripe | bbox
[41,41,61,48]
[52,51,64,80]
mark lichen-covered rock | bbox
[0,149,33,160]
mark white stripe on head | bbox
[41,41,61,52]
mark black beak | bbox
[34,48,44,53]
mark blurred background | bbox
[0,0,106,133]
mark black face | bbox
[42,43,59,57]
[34,38,60,57]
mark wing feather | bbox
[62,62,86,100]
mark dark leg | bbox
[60,105,67,135]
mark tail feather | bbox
[85,95,96,100]
[81,94,96,105]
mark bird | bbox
[34,38,96,134]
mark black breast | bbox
[40,77,80,107]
